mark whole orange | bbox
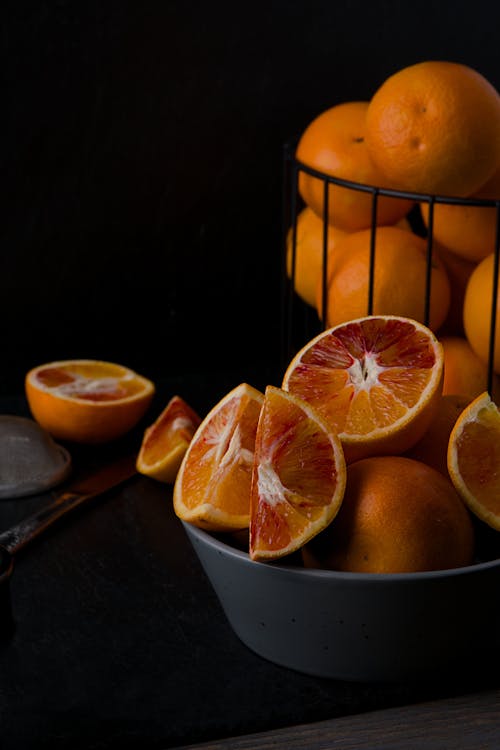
[365,61,500,196]
[420,167,500,263]
[435,245,476,337]
[405,394,471,476]
[441,336,500,400]
[302,456,475,574]
[463,253,500,373]
[316,226,450,331]
[296,101,413,231]
[286,207,347,307]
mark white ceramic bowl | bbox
[183,521,500,682]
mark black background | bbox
[2,0,499,401]
[1,4,500,748]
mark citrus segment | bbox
[249,386,346,561]
[136,395,201,483]
[283,316,444,463]
[173,383,264,532]
[25,359,155,444]
[448,392,500,531]
[303,456,475,574]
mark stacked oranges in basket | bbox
[172,61,500,574]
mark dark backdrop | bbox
[2,0,499,398]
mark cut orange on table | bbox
[136,395,201,483]
[282,315,444,463]
[249,386,346,562]
[173,383,264,532]
[448,391,500,531]
[25,359,155,444]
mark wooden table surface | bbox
[174,689,500,749]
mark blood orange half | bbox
[25,359,155,444]
[282,316,444,463]
[250,386,346,562]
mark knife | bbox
[0,454,138,556]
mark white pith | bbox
[257,459,286,507]
[347,352,385,391]
[202,420,254,470]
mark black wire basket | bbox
[282,139,500,397]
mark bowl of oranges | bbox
[166,61,500,682]
[171,313,500,681]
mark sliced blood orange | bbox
[447,391,500,531]
[25,359,155,444]
[136,395,201,483]
[250,386,346,562]
[282,315,444,463]
[173,383,264,531]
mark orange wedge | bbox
[173,383,264,531]
[448,391,500,531]
[250,386,346,562]
[283,315,444,463]
[25,359,155,444]
[136,395,201,483]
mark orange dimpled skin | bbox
[286,206,348,307]
[315,226,451,332]
[296,101,413,231]
[303,456,475,574]
[365,61,500,196]
[420,167,500,263]
[463,254,500,374]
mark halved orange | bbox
[136,395,201,483]
[283,315,444,463]
[173,383,264,531]
[25,359,155,444]
[448,391,500,531]
[250,386,346,562]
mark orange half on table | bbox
[250,385,346,562]
[283,315,444,463]
[136,395,202,483]
[25,359,155,444]
[173,383,264,532]
[448,391,500,531]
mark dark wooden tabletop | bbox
[173,689,500,749]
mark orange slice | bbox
[282,315,444,463]
[25,359,155,444]
[447,391,500,531]
[250,386,346,562]
[173,383,264,531]
[136,395,201,483]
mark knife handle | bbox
[0,489,97,556]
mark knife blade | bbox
[0,454,138,556]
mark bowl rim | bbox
[182,520,500,582]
